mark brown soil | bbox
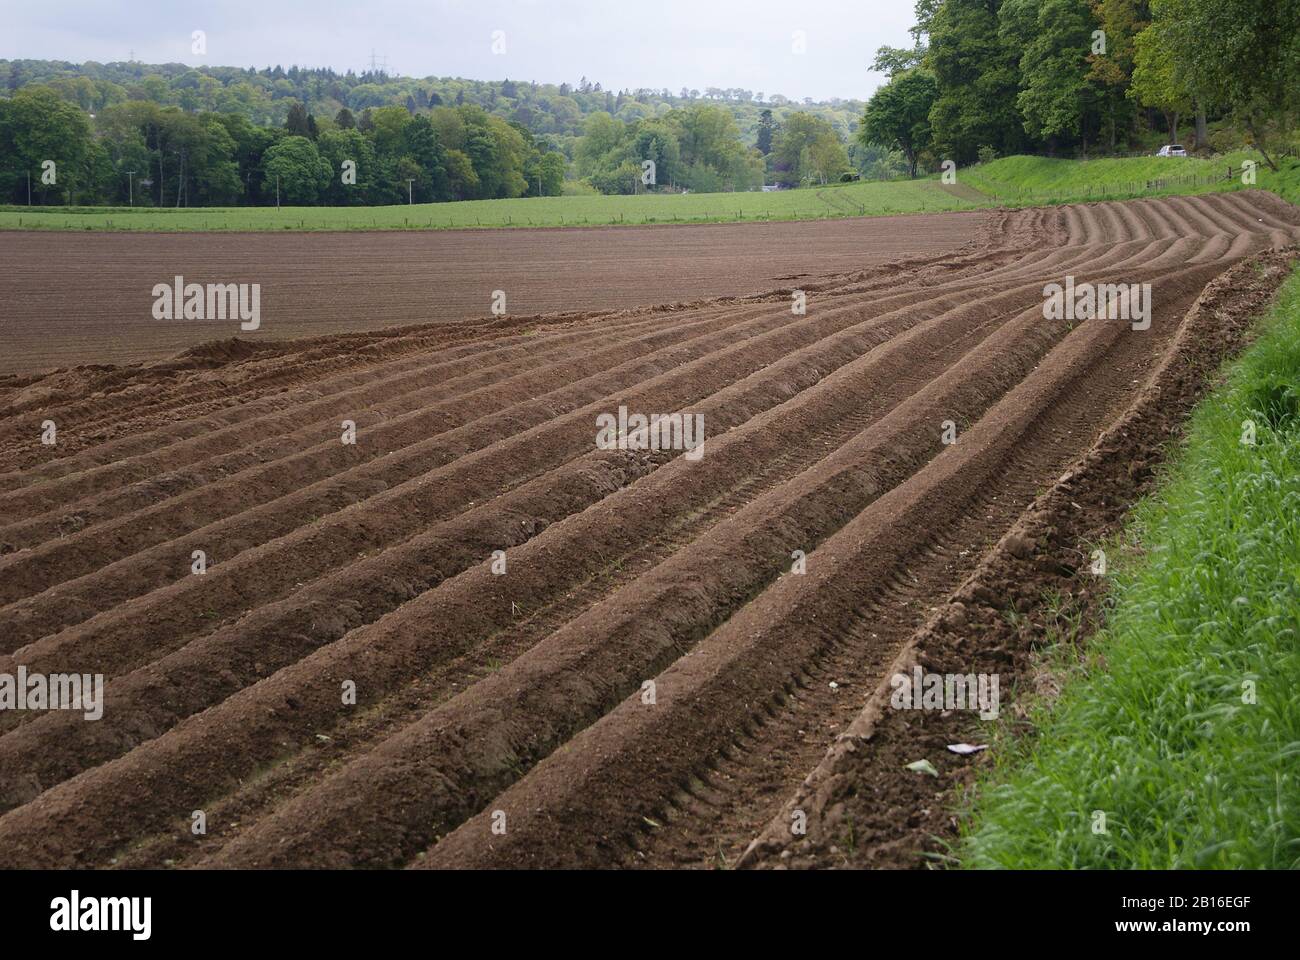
[0,213,984,375]
[0,191,1295,869]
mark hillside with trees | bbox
[0,58,867,206]
[862,0,1299,174]
[4,1,1295,209]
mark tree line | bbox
[0,60,862,143]
[862,0,1300,176]
[0,59,878,205]
[0,88,567,206]
[573,106,856,193]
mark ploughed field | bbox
[0,192,1296,869]
[0,212,983,375]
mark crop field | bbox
[0,211,983,373]
[0,190,1296,869]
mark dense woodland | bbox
[1,0,1296,208]
[864,0,1299,175]
[0,57,866,206]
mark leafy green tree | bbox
[401,114,448,201]
[441,148,479,199]
[756,108,774,155]
[671,104,741,172]
[575,111,627,177]
[771,112,850,185]
[588,158,643,194]
[861,68,937,178]
[927,0,1027,162]
[0,85,95,204]
[368,105,413,159]
[189,114,243,204]
[286,101,312,137]
[537,151,566,196]
[1001,0,1103,152]
[1135,0,1299,167]
[96,101,158,203]
[316,128,377,204]
[630,119,681,187]
[872,45,926,77]
[1086,0,1150,149]
[260,135,331,204]
[212,112,283,202]
[851,140,911,180]
[1131,6,1193,145]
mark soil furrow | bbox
[0,193,1290,872]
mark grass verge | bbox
[960,265,1300,869]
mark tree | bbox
[260,135,331,204]
[368,105,413,159]
[0,86,96,204]
[629,119,681,187]
[672,105,743,173]
[441,148,479,199]
[401,114,448,201]
[756,108,774,155]
[1001,0,1103,152]
[285,100,312,137]
[872,45,926,77]
[770,112,851,186]
[335,107,355,130]
[927,0,1027,162]
[1135,0,1300,168]
[317,128,377,204]
[575,111,627,177]
[187,114,243,204]
[851,140,911,180]
[212,111,282,202]
[1131,6,1193,145]
[861,68,937,178]
[537,151,566,195]
[1087,0,1150,149]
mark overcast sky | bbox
[3,0,916,101]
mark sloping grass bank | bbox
[961,266,1300,869]
[962,151,1275,204]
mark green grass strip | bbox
[0,177,979,232]
[961,265,1300,870]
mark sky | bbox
[2,0,917,101]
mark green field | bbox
[0,177,981,232]
[1,151,1293,232]
[961,266,1300,869]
